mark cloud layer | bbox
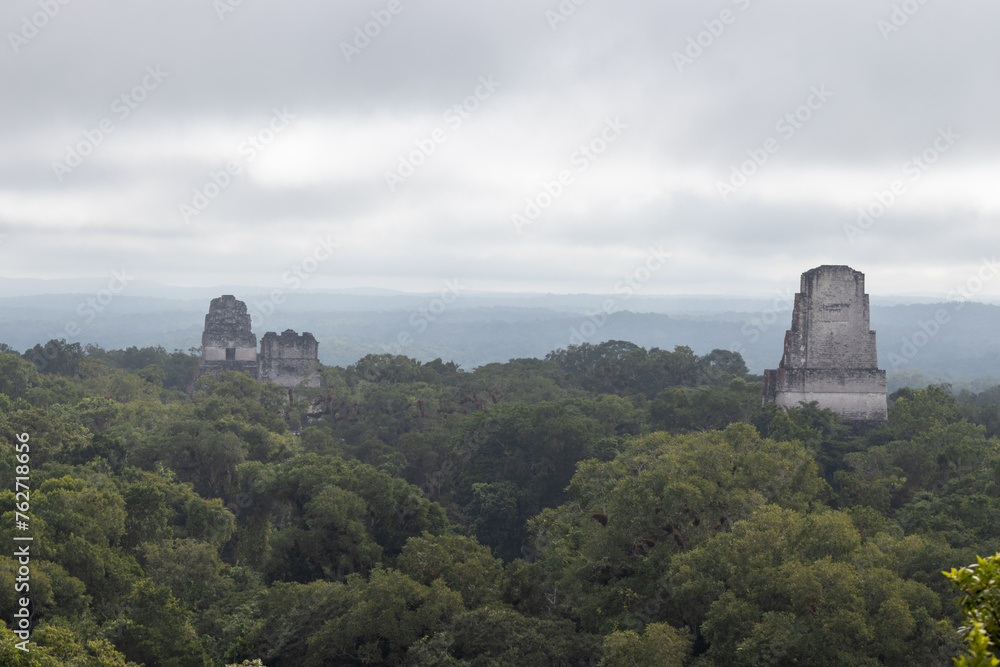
[1,0,997,297]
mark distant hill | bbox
[1,283,998,389]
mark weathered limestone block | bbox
[197,295,259,379]
[763,266,887,425]
[259,329,320,388]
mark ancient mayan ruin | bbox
[762,265,888,425]
[194,295,320,391]
[259,329,321,389]
[197,295,260,379]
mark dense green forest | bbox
[0,338,998,665]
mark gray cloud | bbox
[2,0,998,298]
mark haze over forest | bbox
[5,0,1000,664]
[2,277,1000,393]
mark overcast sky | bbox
[1,0,998,298]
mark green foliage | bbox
[195,566,267,664]
[259,454,448,583]
[1,621,142,666]
[452,400,613,559]
[9,338,1000,664]
[53,535,142,615]
[266,481,383,582]
[945,554,1000,664]
[139,538,229,610]
[184,495,236,547]
[600,622,691,667]
[464,357,575,403]
[546,341,749,398]
[146,419,248,499]
[397,533,504,607]
[121,476,172,550]
[753,400,854,480]
[347,353,448,386]
[35,475,126,546]
[0,406,90,470]
[671,505,958,665]
[84,344,199,392]
[834,395,1000,550]
[83,369,162,404]
[885,384,966,441]
[954,623,1000,667]
[0,556,89,621]
[464,481,519,557]
[109,578,213,666]
[408,605,602,666]
[22,339,84,377]
[528,424,830,633]
[192,371,288,433]
[0,352,40,400]
[24,374,88,409]
[253,568,463,666]
[308,567,463,666]
[649,379,762,432]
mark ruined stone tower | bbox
[194,296,321,393]
[762,265,888,425]
[197,295,259,379]
[259,329,321,389]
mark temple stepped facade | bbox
[763,265,888,425]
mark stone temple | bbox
[259,329,320,389]
[198,295,259,379]
[762,265,888,425]
[194,295,320,392]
